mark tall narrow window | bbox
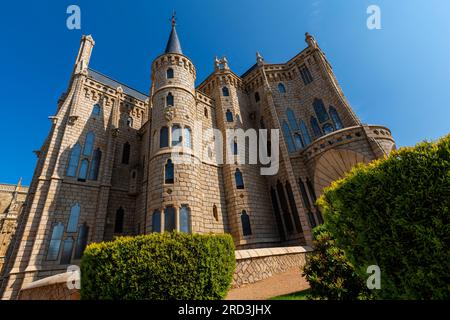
[122,142,131,164]
[92,104,101,117]
[166,92,174,106]
[270,187,286,241]
[235,169,244,189]
[299,64,313,85]
[67,143,81,177]
[255,92,260,103]
[180,205,191,233]
[67,203,80,233]
[164,207,176,232]
[226,109,233,122]
[300,120,312,146]
[60,237,74,265]
[152,210,161,233]
[313,98,330,123]
[74,223,89,259]
[78,159,89,181]
[213,205,218,222]
[167,68,174,79]
[278,83,286,93]
[83,132,95,157]
[282,121,296,153]
[299,179,316,228]
[241,211,252,236]
[293,133,304,150]
[160,126,169,148]
[88,149,102,180]
[171,125,182,146]
[114,207,124,233]
[286,108,298,131]
[277,181,294,233]
[322,123,334,135]
[310,117,322,138]
[285,182,302,233]
[126,117,133,128]
[204,107,208,118]
[329,106,343,130]
[306,178,317,202]
[222,86,230,96]
[47,222,64,261]
[165,159,174,184]
[184,127,192,148]
[233,140,238,155]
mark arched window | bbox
[67,143,81,177]
[60,237,74,265]
[67,203,80,233]
[241,211,252,236]
[164,207,176,232]
[233,140,238,155]
[122,142,131,164]
[322,123,334,135]
[277,180,294,233]
[282,121,296,153]
[184,127,192,148]
[226,109,233,122]
[171,125,182,146]
[204,107,208,118]
[165,159,174,184]
[152,210,161,233]
[88,149,102,180]
[180,205,191,233]
[313,98,330,123]
[310,117,322,138]
[270,187,286,241]
[167,68,174,79]
[126,117,133,128]
[329,106,343,130]
[114,207,124,233]
[213,205,218,221]
[47,222,64,261]
[278,83,286,93]
[293,133,304,150]
[92,104,101,117]
[255,92,260,103]
[166,92,174,106]
[235,169,244,189]
[299,120,312,146]
[74,223,89,259]
[286,108,298,131]
[83,132,95,157]
[78,159,89,181]
[160,126,169,148]
[222,86,230,96]
[285,182,302,233]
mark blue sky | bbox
[1,0,449,185]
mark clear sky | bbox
[0,0,449,185]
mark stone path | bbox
[226,267,310,300]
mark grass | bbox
[269,289,311,300]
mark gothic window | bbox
[282,121,296,153]
[310,116,322,138]
[293,133,304,150]
[47,222,64,261]
[180,205,191,233]
[285,182,302,233]
[222,86,230,96]
[213,205,218,222]
[88,149,102,180]
[322,123,334,135]
[270,187,286,241]
[184,127,192,148]
[67,143,81,177]
[92,104,101,117]
[299,64,313,85]
[165,159,174,184]
[160,126,169,148]
[166,92,174,106]
[164,207,176,232]
[122,142,131,164]
[278,83,286,93]
[329,106,344,130]
[226,109,233,122]
[298,179,312,210]
[83,132,95,157]
[277,180,294,233]
[78,159,89,181]
[235,169,244,189]
[67,203,80,233]
[172,125,182,146]
[313,98,330,123]
[60,237,74,265]
[255,92,260,103]
[152,210,161,233]
[241,211,252,236]
[286,108,298,131]
[126,117,133,128]
[167,68,174,79]
[233,140,238,155]
[299,120,312,146]
[74,223,89,260]
[114,207,124,233]
[204,107,208,118]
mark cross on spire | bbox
[171,10,177,27]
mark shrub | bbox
[302,225,370,300]
[318,135,450,299]
[80,232,236,300]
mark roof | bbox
[164,25,183,54]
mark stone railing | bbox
[18,272,80,300]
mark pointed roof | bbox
[164,13,183,54]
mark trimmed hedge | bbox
[80,232,236,300]
[318,135,450,299]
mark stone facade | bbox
[0,23,395,300]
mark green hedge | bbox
[80,232,236,300]
[318,135,450,299]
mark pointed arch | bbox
[67,143,81,177]
[329,106,343,130]
[278,83,286,93]
[282,121,296,153]
[92,104,101,117]
[47,222,64,261]
[67,203,80,233]
[83,132,95,157]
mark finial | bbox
[256,51,264,66]
[171,10,177,27]
[305,32,317,48]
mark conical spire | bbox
[164,12,183,54]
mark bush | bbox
[80,232,236,300]
[318,135,450,299]
[303,225,370,300]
